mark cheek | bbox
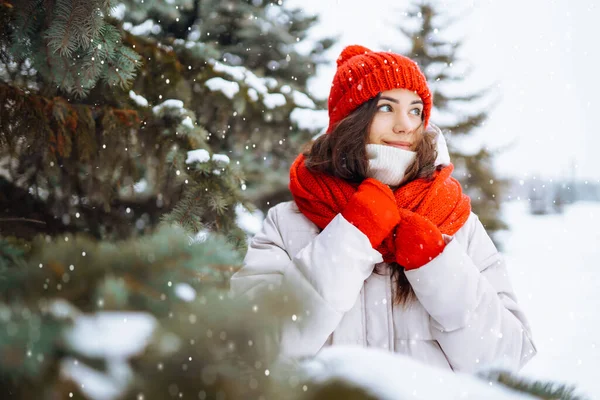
[413,116,424,128]
[368,119,386,144]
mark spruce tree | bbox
[117,0,333,212]
[0,0,326,396]
[1,0,330,241]
[392,1,508,237]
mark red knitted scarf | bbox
[289,154,472,263]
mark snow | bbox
[501,200,600,399]
[122,20,161,36]
[173,38,198,49]
[60,312,158,400]
[205,77,240,99]
[263,93,286,109]
[191,229,210,243]
[294,38,321,57]
[212,61,270,96]
[264,77,278,90]
[212,154,230,164]
[244,72,270,95]
[174,283,196,302]
[60,357,124,400]
[181,116,194,129]
[64,312,157,359]
[129,90,148,107]
[292,90,316,108]
[110,3,126,20]
[248,88,259,101]
[48,298,80,319]
[187,29,201,42]
[210,61,287,109]
[186,149,210,164]
[185,150,229,165]
[290,108,328,131]
[235,204,265,236]
[152,99,184,115]
[133,179,148,193]
[293,346,536,400]
[212,62,246,82]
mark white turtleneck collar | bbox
[366,144,416,186]
[366,124,450,186]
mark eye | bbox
[410,107,422,116]
[377,104,393,112]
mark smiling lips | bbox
[384,141,412,150]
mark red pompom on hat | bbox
[327,45,432,133]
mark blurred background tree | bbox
[391,1,508,240]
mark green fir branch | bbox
[45,0,80,57]
[0,225,242,307]
[479,369,591,400]
[6,0,141,97]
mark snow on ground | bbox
[295,346,537,400]
[501,200,600,399]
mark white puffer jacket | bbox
[230,201,537,373]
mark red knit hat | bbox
[327,45,432,133]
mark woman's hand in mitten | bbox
[394,209,445,270]
[341,178,400,248]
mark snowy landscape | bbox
[500,200,600,399]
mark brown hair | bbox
[303,94,440,307]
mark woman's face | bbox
[367,88,424,150]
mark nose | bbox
[392,113,413,134]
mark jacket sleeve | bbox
[229,204,382,360]
[404,213,537,373]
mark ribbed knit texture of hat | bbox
[327,45,432,133]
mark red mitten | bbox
[341,178,400,248]
[395,209,446,270]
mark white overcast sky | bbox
[286,0,599,181]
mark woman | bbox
[230,45,537,373]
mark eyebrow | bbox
[379,96,423,106]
